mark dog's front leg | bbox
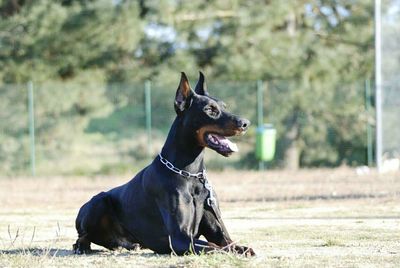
[156,196,218,255]
[199,205,256,256]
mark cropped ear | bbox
[194,71,208,96]
[174,72,193,114]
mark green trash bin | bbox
[256,124,276,162]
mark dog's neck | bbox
[160,118,205,174]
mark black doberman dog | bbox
[73,72,255,256]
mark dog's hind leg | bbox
[73,234,91,254]
[73,192,122,254]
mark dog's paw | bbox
[232,245,256,257]
[73,242,91,255]
[121,242,141,251]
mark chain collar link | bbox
[158,154,205,179]
[203,179,217,206]
[158,153,217,206]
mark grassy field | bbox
[0,168,399,267]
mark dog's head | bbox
[174,72,250,157]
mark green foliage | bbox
[0,0,143,83]
[0,0,375,174]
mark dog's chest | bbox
[189,181,210,202]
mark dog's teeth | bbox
[210,135,219,144]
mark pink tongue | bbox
[219,137,239,152]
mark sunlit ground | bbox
[1,169,399,267]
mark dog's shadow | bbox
[0,248,156,258]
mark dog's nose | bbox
[237,118,250,131]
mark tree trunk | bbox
[282,112,300,170]
[283,138,300,170]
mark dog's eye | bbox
[204,105,220,118]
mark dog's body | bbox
[73,72,255,256]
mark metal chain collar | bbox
[158,154,205,179]
[158,154,217,206]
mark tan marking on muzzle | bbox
[196,125,221,146]
[196,123,240,147]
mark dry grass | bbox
[1,168,400,267]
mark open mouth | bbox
[205,133,239,157]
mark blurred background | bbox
[0,0,398,176]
